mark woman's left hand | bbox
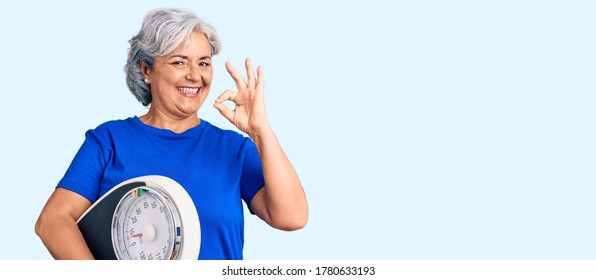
[215,59,308,231]
[214,58,270,136]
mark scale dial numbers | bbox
[111,186,182,260]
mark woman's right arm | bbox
[35,188,95,259]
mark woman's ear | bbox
[141,60,151,84]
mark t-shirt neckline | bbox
[131,116,207,137]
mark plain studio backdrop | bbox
[0,0,594,260]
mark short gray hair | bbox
[125,8,222,106]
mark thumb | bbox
[213,102,235,123]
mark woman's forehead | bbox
[167,32,212,57]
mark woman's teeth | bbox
[176,87,199,94]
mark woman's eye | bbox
[199,62,210,67]
[172,61,185,66]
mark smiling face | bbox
[142,30,213,120]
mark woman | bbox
[34,8,308,260]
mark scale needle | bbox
[129,233,143,238]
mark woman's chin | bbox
[177,102,204,116]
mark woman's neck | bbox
[139,108,201,134]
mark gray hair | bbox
[125,8,221,106]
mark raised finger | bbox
[225,61,247,90]
[256,65,264,91]
[245,58,256,89]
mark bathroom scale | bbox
[76,175,200,260]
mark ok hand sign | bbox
[214,58,270,137]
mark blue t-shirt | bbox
[58,116,265,260]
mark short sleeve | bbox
[57,128,112,203]
[239,138,265,211]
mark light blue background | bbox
[0,0,594,260]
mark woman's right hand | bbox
[35,188,95,259]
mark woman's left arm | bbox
[214,58,308,231]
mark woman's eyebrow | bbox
[169,54,212,60]
[169,54,189,59]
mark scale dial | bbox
[111,186,182,260]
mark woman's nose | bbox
[186,64,201,81]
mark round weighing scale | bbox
[76,175,200,260]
